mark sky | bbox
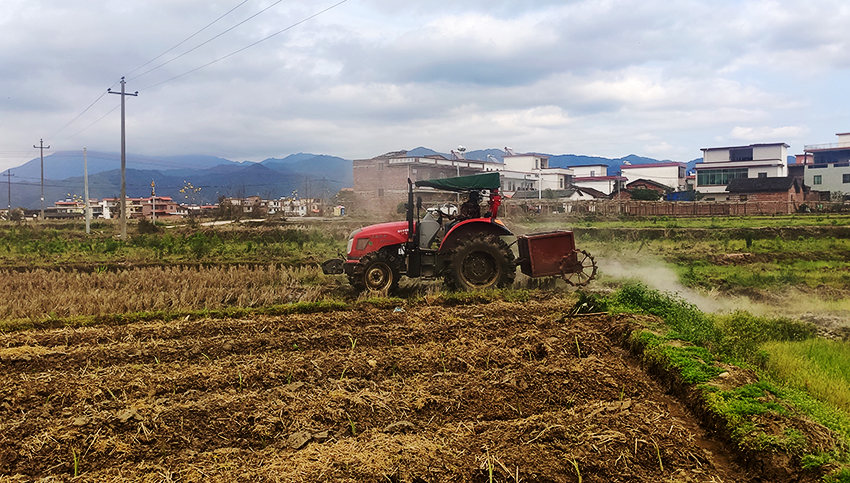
[2,0,850,172]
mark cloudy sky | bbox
[2,0,849,171]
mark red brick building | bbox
[353,151,493,214]
[725,177,808,203]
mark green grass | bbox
[604,282,849,478]
[0,224,346,266]
[760,339,850,413]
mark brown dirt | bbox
[1,295,767,482]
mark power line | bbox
[140,0,347,91]
[129,0,285,83]
[36,2,252,147]
[45,87,116,141]
[124,0,249,79]
[59,103,121,142]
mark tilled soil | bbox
[0,295,759,482]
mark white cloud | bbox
[1,0,849,171]
[730,125,809,142]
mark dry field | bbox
[0,293,798,482]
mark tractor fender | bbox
[439,218,513,254]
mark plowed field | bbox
[1,295,758,482]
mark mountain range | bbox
[4,148,701,209]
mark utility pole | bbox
[33,139,50,220]
[150,179,156,224]
[84,148,91,234]
[3,170,14,215]
[108,77,138,239]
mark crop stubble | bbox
[0,296,755,482]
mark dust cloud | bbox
[595,254,781,315]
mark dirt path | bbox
[0,295,756,482]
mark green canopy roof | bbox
[414,172,501,192]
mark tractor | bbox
[321,172,597,292]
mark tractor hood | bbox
[354,220,410,240]
[347,221,409,259]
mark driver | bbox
[446,190,481,222]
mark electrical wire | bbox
[128,0,285,83]
[38,1,252,147]
[59,103,121,143]
[44,86,117,142]
[124,0,249,79]
[140,0,347,91]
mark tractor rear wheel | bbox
[350,250,401,293]
[443,234,515,291]
[560,249,597,286]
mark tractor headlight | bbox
[347,228,361,255]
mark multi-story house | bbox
[352,148,575,213]
[620,162,687,191]
[803,133,850,197]
[569,164,625,196]
[695,143,789,199]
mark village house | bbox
[620,162,687,191]
[803,133,850,199]
[695,143,789,200]
[569,164,626,196]
[725,177,807,205]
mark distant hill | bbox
[11,151,234,181]
[6,152,352,209]
[4,148,704,209]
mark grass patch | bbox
[606,282,850,478]
[760,338,850,413]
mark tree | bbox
[9,207,23,222]
[630,188,663,201]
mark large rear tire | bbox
[443,234,515,291]
[350,250,401,293]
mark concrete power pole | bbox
[3,170,14,215]
[108,77,138,239]
[33,139,50,220]
[84,148,91,234]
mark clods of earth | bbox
[0,295,812,481]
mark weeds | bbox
[608,282,850,478]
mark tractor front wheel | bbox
[444,234,515,291]
[350,250,401,293]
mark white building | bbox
[499,152,573,195]
[695,143,789,197]
[567,164,624,196]
[570,164,609,178]
[803,133,850,196]
[620,162,687,191]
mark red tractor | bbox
[322,172,597,292]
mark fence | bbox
[501,199,844,218]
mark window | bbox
[813,175,822,185]
[696,168,748,186]
[730,148,753,161]
[377,163,384,171]
[739,195,748,201]
[844,174,850,184]
[589,170,595,177]
[378,188,384,197]
[758,172,767,178]
[559,176,564,189]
